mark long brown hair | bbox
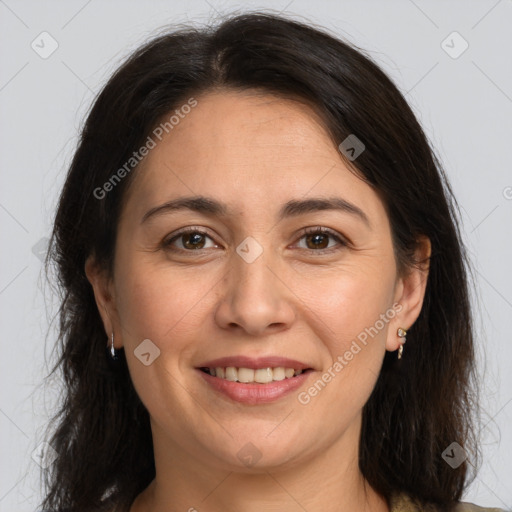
[40,11,481,512]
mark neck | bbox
[130,416,390,512]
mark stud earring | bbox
[397,327,407,359]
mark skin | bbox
[86,90,430,512]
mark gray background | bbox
[0,0,511,510]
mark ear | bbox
[84,254,121,349]
[386,235,431,353]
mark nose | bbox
[214,247,297,337]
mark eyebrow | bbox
[141,195,371,227]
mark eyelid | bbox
[295,226,349,252]
[162,226,217,249]
[162,225,349,253]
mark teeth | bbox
[238,368,254,383]
[272,367,285,381]
[205,366,306,383]
[255,368,273,383]
[225,367,237,381]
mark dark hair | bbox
[40,11,481,512]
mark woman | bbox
[39,11,506,512]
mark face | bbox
[87,90,428,474]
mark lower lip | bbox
[196,369,312,404]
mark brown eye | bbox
[163,229,217,251]
[304,232,330,250]
[181,232,207,250]
[296,227,347,253]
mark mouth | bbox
[198,366,313,383]
[196,367,312,404]
[195,356,315,404]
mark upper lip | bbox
[196,356,313,371]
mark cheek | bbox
[112,258,215,417]
[114,250,397,354]
[294,259,397,351]
[296,267,396,407]
[113,252,222,354]
[296,274,395,415]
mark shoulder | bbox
[389,492,508,512]
[452,502,508,512]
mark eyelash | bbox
[161,226,348,255]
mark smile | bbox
[197,367,313,404]
[199,366,310,383]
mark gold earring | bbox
[397,327,407,359]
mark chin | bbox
[205,432,310,473]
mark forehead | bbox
[121,90,385,225]
[178,90,333,144]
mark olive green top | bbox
[390,492,508,512]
